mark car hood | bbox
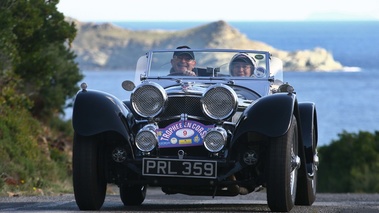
[165,82,209,96]
[164,82,255,109]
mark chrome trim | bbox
[201,84,238,121]
[135,124,159,152]
[203,126,227,152]
[131,81,168,118]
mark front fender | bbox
[72,89,132,140]
[232,93,296,141]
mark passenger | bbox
[169,46,197,76]
[229,53,256,77]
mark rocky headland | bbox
[68,18,343,71]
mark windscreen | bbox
[145,50,272,78]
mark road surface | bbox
[1,188,379,212]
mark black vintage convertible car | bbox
[72,48,319,212]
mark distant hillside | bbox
[68,18,343,71]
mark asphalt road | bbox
[1,188,379,212]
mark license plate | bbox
[142,158,217,179]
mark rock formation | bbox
[68,18,343,71]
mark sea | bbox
[67,21,379,146]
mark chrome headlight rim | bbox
[201,84,238,120]
[131,81,167,118]
[135,124,158,152]
[204,127,227,152]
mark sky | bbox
[57,0,379,22]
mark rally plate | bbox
[142,158,217,179]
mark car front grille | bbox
[160,96,204,118]
[156,96,214,158]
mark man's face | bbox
[171,54,196,72]
[231,62,252,77]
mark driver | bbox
[169,46,197,76]
[229,53,256,77]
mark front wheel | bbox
[120,185,147,206]
[266,116,299,212]
[73,134,107,210]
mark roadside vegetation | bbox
[0,0,81,196]
[1,0,378,196]
[318,131,379,193]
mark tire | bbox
[266,116,299,212]
[73,134,107,210]
[295,121,317,205]
[120,185,147,206]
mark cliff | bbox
[68,19,343,71]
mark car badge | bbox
[181,82,192,92]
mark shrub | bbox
[318,130,379,192]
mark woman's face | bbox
[231,62,252,76]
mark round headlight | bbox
[201,84,238,120]
[131,82,167,117]
[204,127,227,152]
[135,125,158,152]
